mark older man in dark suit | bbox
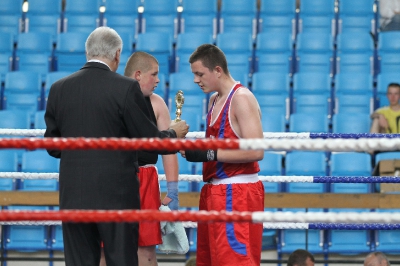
[44,26,188,266]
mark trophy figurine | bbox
[175,90,185,122]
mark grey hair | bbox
[85,27,123,61]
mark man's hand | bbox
[162,181,179,210]
[169,120,189,138]
[378,114,389,131]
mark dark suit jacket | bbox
[44,62,176,210]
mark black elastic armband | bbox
[185,149,218,162]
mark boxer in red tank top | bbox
[181,44,265,266]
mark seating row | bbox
[1,29,399,85]
[0,0,379,40]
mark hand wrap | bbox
[166,181,179,211]
[185,149,218,162]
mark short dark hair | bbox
[387,83,400,91]
[189,44,229,74]
[287,249,315,266]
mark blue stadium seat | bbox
[338,0,376,33]
[3,71,42,116]
[374,209,400,253]
[335,94,373,114]
[332,113,371,133]
[175,32,214,72]
[103,0,139,35]
[339,15,376,34]
[3,71,42,92]
[104,15,137,36]
[254,93,289,121]
[180,0,217,37]
[286,151,327,177]
[328,153,372,256]
[15,32,53,76]
[50,224,64,251]
[0,110,31,129]
[376,152,400,163]
[169,72,200,95]
[298,0,336,34]
[293,72,331,95]
[24,0,62,40]
[336,53,373,74]
[141,0,179,39]
[258,14,296,37]
[252,72,291,95]
[219,0,257,38]
[292,72,332,116]
[330,151,372,206]
[336,32,374,74]
[299,16,336,35]
[0,0,23,37]
[331,152,372,176]
[55,32,87,72]
[135,32,173,80]
[258,0,296,36]
[3,206,51,253]
[0,149,18,190]
[260,0,296,16]
[216,32,253,76]
[20,150,59,191]
[337,32,374,53]
[259,152,283,176]
[295,32,334,73]
[50,207,64,251]
[34,110,46,130]
[339,0,376,16]
[376,73,400,108]
[280,151,327,254]
[262,113,286,132]
[255,31,293,73]
[378,32,400,73]
[289,113,329,133]
[63,0,100,34]
[0,32,14,81]
[259,151,283,249]
[335,72,373,96]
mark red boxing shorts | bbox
[138,165,162,247]
[196,180,264,266]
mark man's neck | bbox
[390,104,400,111]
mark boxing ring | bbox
[1,129,400,264]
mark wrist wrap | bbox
[185,149,218,162]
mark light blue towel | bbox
[158,205,189,254]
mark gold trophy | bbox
[174,90,185,122]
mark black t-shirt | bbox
[138,96,159,166]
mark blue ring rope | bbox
[309,223,400,230]
[310,133,400,139]
[312,176,400,183]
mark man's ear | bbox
[115,49,121,65]
[134,70,141,81]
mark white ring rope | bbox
[0,173,316,182]
[252,212,400,223]
[0,130,311,139]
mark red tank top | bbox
[202,83,260,182]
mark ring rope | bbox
[3,129,400,139]
[1,137,400,152]
[0,173,398,183]
[2,220,400,230]
[0,210,399,224]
